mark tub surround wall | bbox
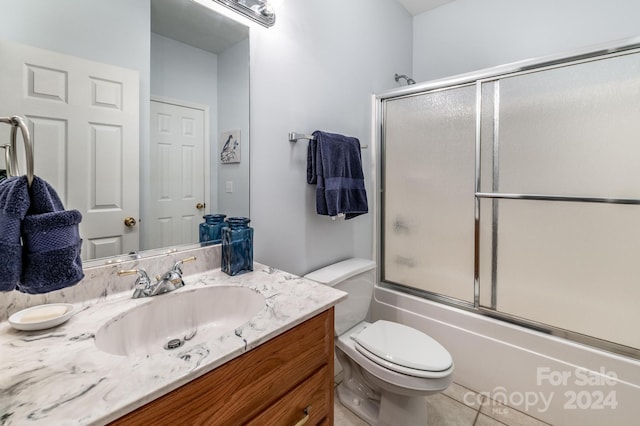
[373,288,640,425]
[0,250,345,424]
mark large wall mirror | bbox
[0,0,250,265]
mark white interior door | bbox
[0,39,140,260]
[147,99,207,250]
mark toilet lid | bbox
[353,320,453,373]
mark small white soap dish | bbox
[9,303,76,331]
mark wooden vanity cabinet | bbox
[111,308,334,426]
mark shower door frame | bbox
[374,36,640,360]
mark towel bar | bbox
[289,131,368,149]
[0,116,34,186]
[1,145,13,177]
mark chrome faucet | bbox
[117,268,156,298]
[117,256,197,298]
[155,256,197,293]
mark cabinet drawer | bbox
[247,365,330,426]
[111,309,334,426]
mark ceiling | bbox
[396,0,456,16]
[151,0,455,55]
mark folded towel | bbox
[0,176,30,291]
[308,131,368,220]
[306,137,318,184]
[17,176,84,294]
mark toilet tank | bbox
[304,258,376,335]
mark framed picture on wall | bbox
[219,130,241,164]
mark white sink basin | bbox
[95,286,265,356]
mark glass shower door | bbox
[380,47,640,356]
[478,52,640,351]
[382,85,477,303]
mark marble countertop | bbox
[0,264,346,425]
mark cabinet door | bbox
[110,309,334,426]
[247,365,330,426]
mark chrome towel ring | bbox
[1,144,12,177]
[0,116,34,187]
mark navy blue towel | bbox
[18,177,84,294]
[0,175,84,293]
[307,131,368,219]
[0,176,30,291]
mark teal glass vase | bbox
[221,217,253,276]
[199,214,227,244]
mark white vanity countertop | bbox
[0,264,346,425]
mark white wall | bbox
[249,0,413,276]
[0,0,149,72]
[413,0,640,82]
[218,38,250,217]
[150,33,219,116]
[150,33,220,217]
[370,2,640,424]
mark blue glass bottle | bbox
[221,217,253,276]
[199,214,227,244]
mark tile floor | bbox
[333,382,551,426]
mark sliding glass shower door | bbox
[380,45,640,357]
[383,85,476,304]
[477,52,640,352]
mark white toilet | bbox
[304,258,454,426]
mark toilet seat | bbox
[353,320,453,378]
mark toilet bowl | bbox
[304,258,454,425]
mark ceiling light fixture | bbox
[192,0,275,28]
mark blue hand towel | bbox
[308,131,368,220]
[0,176,30,291]
[306,137,318,184]
[18,176,84,294]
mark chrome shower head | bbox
[394,73,416,85]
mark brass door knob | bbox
[196,202,205,209]
[124,217,137,227]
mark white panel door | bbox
[0,39,140,260]
[148,100,206,250]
